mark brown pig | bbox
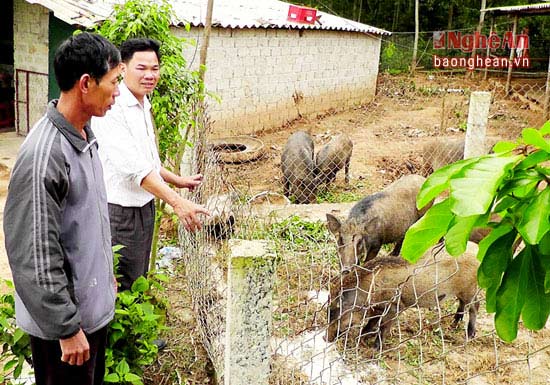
[315,133,353,187]
[325,242,480,349]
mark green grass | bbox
[316,188,363,203]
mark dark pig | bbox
[326,174,429,269]
[281,131,317,204]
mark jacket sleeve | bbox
[3,132,81,339]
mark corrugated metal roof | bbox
[25,0,117,28]
[26,0,390,36]
[485,3,550,16]
[170,0,390,35]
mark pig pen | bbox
[172,73,550,385]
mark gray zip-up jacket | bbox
[3,101,116,340]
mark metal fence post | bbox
[464,91,491,159]
[224,239,275,385]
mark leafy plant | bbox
[0,281,32,385]
[106,249,169,385]
[402,122,550,342]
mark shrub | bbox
[0,281,32,385]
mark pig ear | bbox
[326,214,341,235]
[362,216,379,232]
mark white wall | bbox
[176,26,381,136]
[13,0,49,135]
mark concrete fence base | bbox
[224,239,275,385]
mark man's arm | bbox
[4,133,88,364]
[141,171,209,231]
[159,167,202,190]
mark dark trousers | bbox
[108,200,155,291]
[30,326,108,385]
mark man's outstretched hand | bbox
[174,198,210,232]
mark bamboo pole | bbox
[505,14,518,96]
[411,0,419,74]
[468,0,486,79]
[543,50,550,121]
[483,17,494,81]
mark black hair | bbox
[53,32,121,92]
[120,38,161,63]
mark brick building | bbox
[9,0,389,136]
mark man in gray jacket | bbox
[3,32,123,385]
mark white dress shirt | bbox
[91,82,162,207]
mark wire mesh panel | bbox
[178,74,550,385]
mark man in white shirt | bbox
[92,38,209,293]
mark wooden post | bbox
[544,50,550,121]
[224,239,275,385]
[468,0,486,79]
[505,14,518,96]
[180,0,214,185]
[411,0,419,74]
[483,17,494,81]
[200,0,215,85]
[464,91,491,159]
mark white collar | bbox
[119,81,151,110]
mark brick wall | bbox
[176,27,381,137]
[13,0,49,135]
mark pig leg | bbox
[283,177,290,197]
[366,244,382,262]
[344,155,351,185]
[467,299,479,339]
[391,239,403,256]
[373,317,395,351]
[453,299,466,326]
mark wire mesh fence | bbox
[379,28,550,121]
[175,70,550,385]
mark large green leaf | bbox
[517,188,550,245]
[522,128,550,153]
[477,228,515,286]
[416,158,479,210]
[493,140,518,154]
[522,247,550,330]
[540,234,550,255]
[449,156,520,216]
[537,233,550,293]
[495,248,530,342]
[445,215,479,256]
[540,121,550,136]
[493,196,520,213]
[485,281,499,314]
[515,150,550,170]
[402,200,454,263]
[124,372,143,384]
[497,169,541,199]
[3,359,17,372]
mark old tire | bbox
[208,136,264,163]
